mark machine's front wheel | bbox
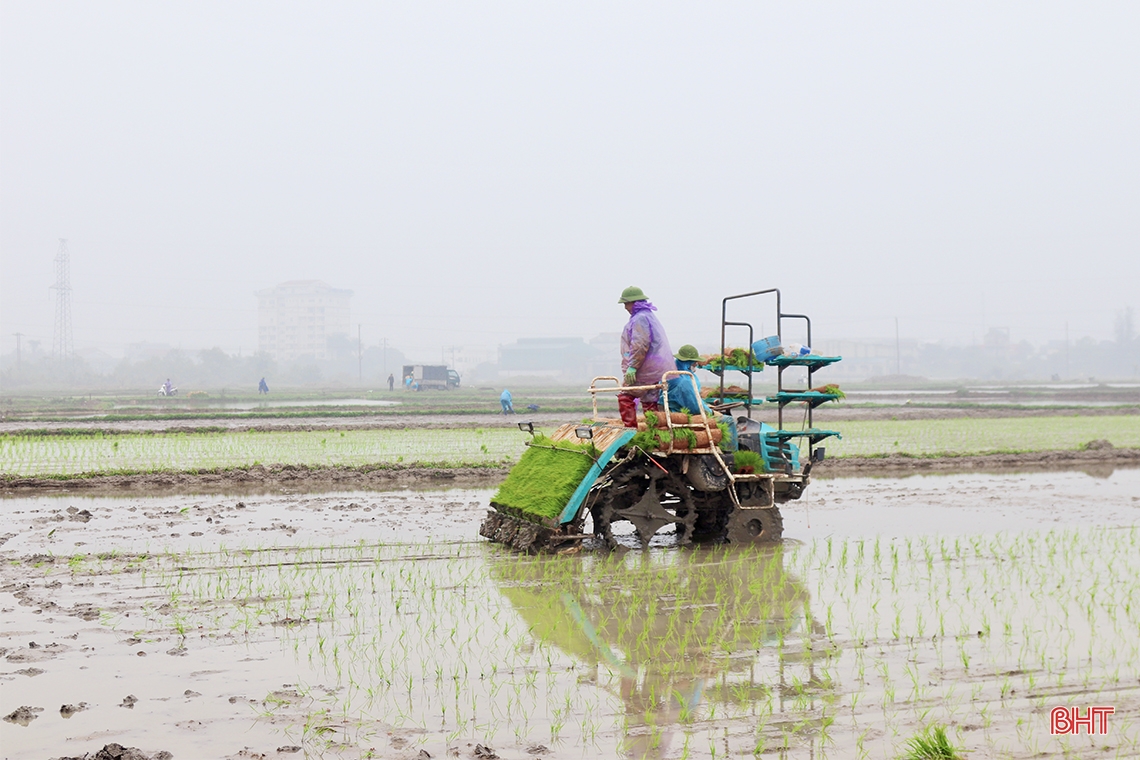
[725,506,783,544]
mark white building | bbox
[257,280,352,361]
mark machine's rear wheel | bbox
[725,506,783,544]
[591,462,697,548]
[688,490,733,542]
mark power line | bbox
[50,239,73,363]
[12,333,23,374]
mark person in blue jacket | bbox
[500,389,514,414]
[665,345,706,415]
[666,344,738,449]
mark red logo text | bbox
[1050,706,1114,735]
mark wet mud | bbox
[815,445,1140,476]
[3,448,1137,495]
[1,464,508,494]
[2,472,1138,759]
[53,742,173,760]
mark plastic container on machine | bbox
[751,336,783,363]
[783,343,812,357]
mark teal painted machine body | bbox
[758,422,800,473]
[557,429,636,526]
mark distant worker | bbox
[387,373,395,391]
[258,377,269,395]
[668,344,738,448]
[500,389,514,414]
[618,286,674,428]
[161,378,174,396]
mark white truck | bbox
[402,364,460,390]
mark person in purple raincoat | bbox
[617,286,674,428]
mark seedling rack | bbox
[711,288,843,462]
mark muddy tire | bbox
[589,495,618,550]
[592,462,697,548]
[725,506,783,544]
[684,454,730,492]
[688,490,733,542]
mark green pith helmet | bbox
[674,344,701,362]
[618,286,647,303]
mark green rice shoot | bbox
[898,724,964,760]
[490,436,596,520]
[733,449,763,472]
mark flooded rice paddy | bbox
[2,469,1138,759]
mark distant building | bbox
[257,280,352,361]
[588,332,622,375]
[498,337,608,382]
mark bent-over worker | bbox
[618,286,674,428]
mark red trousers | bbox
[618,393,659,428]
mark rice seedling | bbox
[4,413,1137,480]
[489,435,597,520]
[818,414,1140,458]
[0,427,528,476]
[898,724,963,760]
[30,501,1133,760]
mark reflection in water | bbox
[153,540,839,758]
[488,546,834,758]
[81,489,1140,760]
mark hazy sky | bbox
[2,2,1137,361]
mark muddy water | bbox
[793,467,1140,538]
[2,471,1138,759]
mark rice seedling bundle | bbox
[701,348,763,371]
[490,436,597,521]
